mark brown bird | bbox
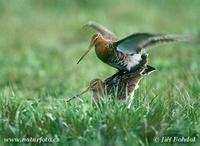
[103,54,153,100]
[66,78,104,103]
[77,21,192,72]
[69,54,154,103]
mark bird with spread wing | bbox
[77,21,193,72]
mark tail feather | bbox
[142,65,156,75]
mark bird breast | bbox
[126,54,142,71]
[94,40,112,62]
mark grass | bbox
[0,0,200,145]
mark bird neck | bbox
[94,37,112,62]
[92,83,105,102]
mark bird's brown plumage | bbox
[76,54,154,103]
[78,21,193,71]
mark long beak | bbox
[77,43,93,64]
[66,86,90,102]
[78,86,90,96]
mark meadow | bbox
[0,0,200,145]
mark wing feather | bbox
[84,21,118,41]
[113,33,193,54]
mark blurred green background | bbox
[0,0,200,145]
[0,0,199,97]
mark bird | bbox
[66,78,104,103]
[77,21,193,72]
[69,54,154,103]
[100,54,154,100]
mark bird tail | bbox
[142,65,156,75]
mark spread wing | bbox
[84,21,118,42]
[113,33,193,55]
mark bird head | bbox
[77,78,104,96]
[77,33,102,64]
[66,78,104,102]
[89,79,104,92]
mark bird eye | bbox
[94,36,99,42]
